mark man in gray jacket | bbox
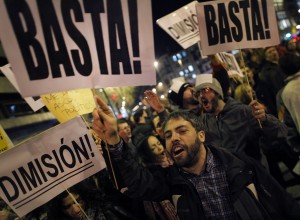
[194,74,287,168]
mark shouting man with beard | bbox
[194,74,287,169]
[92,96,300,220]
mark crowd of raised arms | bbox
[1,42,300,220]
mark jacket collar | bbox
[168,145,251,187]
[284,71,300,84]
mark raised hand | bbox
[92,96,120,145]
[144,90,165,113]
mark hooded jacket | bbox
[202,97,287,161]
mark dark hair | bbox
[151,115,161,130]
[136,135,159,165]
[162,110,204,132]
[117,118,129,130]
[133,109,144,124]
[279,53,300,76]
[133,133,148,149]
[117,118,128,124]
[48,187,82,220]
[213,67,230,98]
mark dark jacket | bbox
[257,61,285,116]
[258,61,284,95]
[112,142,300,220]
[203,97,287,161]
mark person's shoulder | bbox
[208,145,247,168]
[224,97,250,112]
[282,84,299,100]
[258,62,274,77]
[282,75,300,94]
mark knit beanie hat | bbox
[168,77,192,108]
[195,74,224,99]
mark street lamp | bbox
[156,82,164,93]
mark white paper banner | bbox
[0,0,155,97]
[216,52,243,77]
[196,0,280,55]
[0,64,45,112]
[0,116,105,217]
[156,1,199,49]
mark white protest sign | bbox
[216,52,243,77]
[196,0,280,55]
[0,116,105,217]
[156,1,199,49]
[0,0,155,97]
[0,64,45,112]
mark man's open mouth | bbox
[201,98,209,107]
[172,146,185,156]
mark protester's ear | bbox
[198,130,205,143]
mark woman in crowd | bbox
[133,134,178,220]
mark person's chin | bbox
[174,158,187,167]
[72,212,83,219]
[173,152,187,165]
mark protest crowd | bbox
[1,0,300,220]
[1,42,300,220]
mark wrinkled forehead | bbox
[164,117,191,132]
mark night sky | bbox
[151,0,194,58]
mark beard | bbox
[188,97,199,105]
[204,95,219,113]
[173,137,201,168]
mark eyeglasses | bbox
[193,87,213,98]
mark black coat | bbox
[112,142,300,220]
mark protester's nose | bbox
[196,93,203,103]
[170,132,180,142]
